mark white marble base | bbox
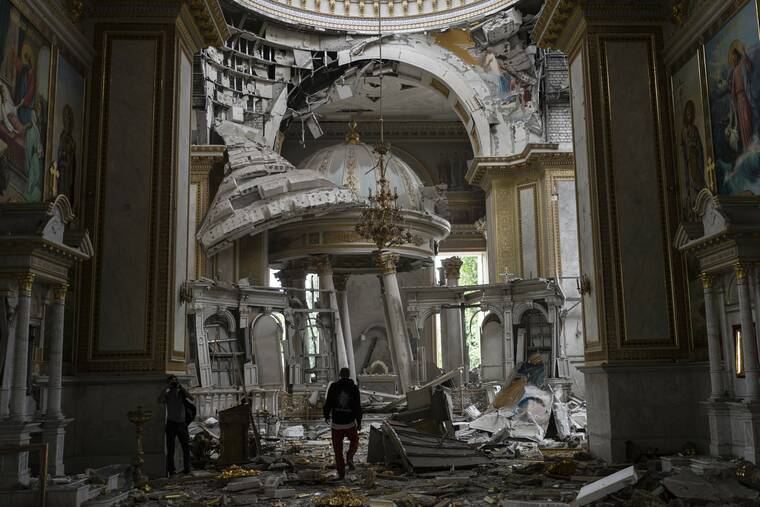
[40,417,72,477]
[0,421,40,488]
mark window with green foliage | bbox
[434,252,487,370]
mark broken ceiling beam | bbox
[382,420,491,473]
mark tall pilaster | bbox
[700,274,724,400]
[533,1,697,461]
[277,266,309,383]
[377,251,414,393]
[10,274,34,422]
[315,257,349,372]
[736,264,760,402]
[334,275,357,381]
[441,257,465,382]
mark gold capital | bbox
[699,273,712,290]
[53,283,69,303]
[376,251,399,275]
[333,274,349,292]
[18,273,35,295]
[735,263,747,281]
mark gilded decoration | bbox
[53,283,69,302]
[699,272,712,290]
[376,251,399,275]
[735,262,747,281]
[18,273,35,295]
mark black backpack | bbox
[183,397,197,426]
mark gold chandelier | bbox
[354,12,417,252]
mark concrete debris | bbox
[570,465,638,506]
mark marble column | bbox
[0,273,37,488]
[736,263,760,401]
[10,274,34,421]
[701,273,724,400]
[442,257,465,382]
[0,284,18,418]
[42,284,70,476]
[716,285,736,398]
[334,274,357,381]
[315,257,349,372]
[277,267,308,384]
[377,251,414,393]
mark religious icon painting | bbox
[704,0,760,196]
[0,0,52,203]
[50,52,85,206]
[672,51,711,221]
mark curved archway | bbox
[333,44,498,156]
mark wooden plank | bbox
[406,455,491,470]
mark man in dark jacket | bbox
[323,367,362,479]
[158,374,193,476]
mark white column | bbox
[334,275,357,381]
[716,285,736,399]
[46,284,67,418]
[377,251,414,393]
[701,273,724,400]
[0,285,18,418]
[10,274,34,421]
[736,263,760,401]
[315,257,349,371]
[442,257,465,382]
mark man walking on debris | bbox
[158,374,194,476]
[324,367,362,479]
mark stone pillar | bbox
[716,285,736,398]
[46,284,67,418]
[533,2,704,461]
[334,275,357,381]
[736,263,760,401]
[41,283,71,477]
[10,274,33,421]
[0,273,38,488]
[700,274,724,400]
[277,266,309,383]
[315,257,349,372]
[377,251,414,393]
[442,257,465,382]
[0,284,18,419]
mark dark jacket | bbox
[323,378,362,426]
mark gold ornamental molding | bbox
[18,273,36,296]
[699,272,712,290]
[735,262,747,282]
[532,0,577,50]
[376,251,400,274]
[53,283,70,302]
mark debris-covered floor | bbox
[112,420,760,507]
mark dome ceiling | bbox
[230,0,521,34]
[299,136,424,210]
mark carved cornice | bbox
[90,0,229,48]
[466,144,574,189]
[285,121,468,140]
[533,0,667,52]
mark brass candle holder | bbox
[127,405,153,488]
